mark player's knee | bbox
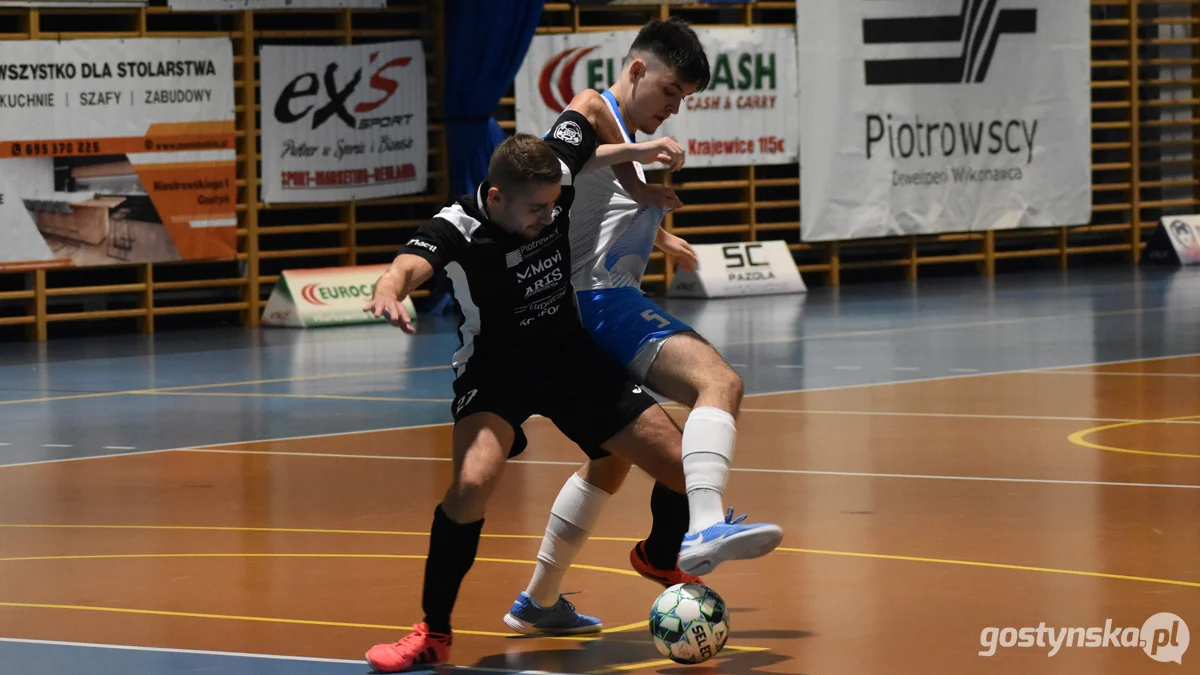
[699,364,743,411]
[442,473,495,522]
[577,456,630,495]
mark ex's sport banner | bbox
[798,0,1092,241]
[0,37,236,270]
[514,27,798,168]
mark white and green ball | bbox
[648,582,729,664]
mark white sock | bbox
[682,406,735,531]
[525,472,610,608]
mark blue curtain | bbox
[443,0,545,196]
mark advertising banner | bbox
[514,27,798,168]
[0,37,237,269]
[797,0,1092,241]
[259,40,428,203]
[667,240,806,298]
[168,0,382,9]
[261,264,416,328]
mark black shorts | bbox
[449,338,657,460]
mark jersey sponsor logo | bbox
[517,249,562,281]
[506,229,561,268]
[524,267,564,297]
[406,238,437,254]
[515,286,569,314]
[553,120,583,146]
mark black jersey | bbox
[398,110,598,376]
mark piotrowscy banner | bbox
[0,37,237,270]
[798,0,1092,241]
[514,27,798,168]
[259,40,427,203]
[261,264,416,328]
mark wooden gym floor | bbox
[0,266,1198,674]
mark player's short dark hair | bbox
[627,17,711,91]
[488,133,562,194]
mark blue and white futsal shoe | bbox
[677,508,784,576]
[503,592,603,635]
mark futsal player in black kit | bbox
[360,93,693,672]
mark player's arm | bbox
[560,90,685,208]
[364,217,466,333]
[583,136,685,173]
[654,226,698,271]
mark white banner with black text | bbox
[259,40,427,203]
[798,0,1092,241]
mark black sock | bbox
[644,481,690,570]
[421,504,483,634]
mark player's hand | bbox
[640,136,685,172]
[656,231,698,272]
[364,278,415,333]
[630,183,683,210]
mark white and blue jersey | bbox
[566,90,693,381]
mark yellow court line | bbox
[0,553,645,639]
[0,365,449,406]
[0,523,641,543]
[136,391,453,404]
[778,547,1200,589]
[1067,415,1200,459]
[589,645,769,673]
[5,525,1199,589]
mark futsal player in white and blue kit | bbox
[504,18,783,636]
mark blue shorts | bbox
[575,287,694,381]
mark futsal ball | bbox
[648,582,729,664]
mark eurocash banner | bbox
[0,38,237,270]
[798,0,1091,241]
[667,240,805,298]
[261,265,416,328]
[259,40,427,203]
[515,27,798,168]
[169,1,382,8]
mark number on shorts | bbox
[454,388,478,414]
[640,308,671,329]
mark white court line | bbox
[102,446,137,450]
[0,637,361,665]
[0,422,453,470]
[0,637,584,675]
[4,351,1199,470]
[182,448,581,467]
[40,444,72,448]
[1039,370,1200,378]
[892,367,920,372]
[737,408,1200,424]
[834,366,863,371]
[177,448,1200,490]
[746,351,1200,398]
[775,364,805,369]
[719,303,1200,347]
[950,368,980,373]
[731,467,1200,490]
